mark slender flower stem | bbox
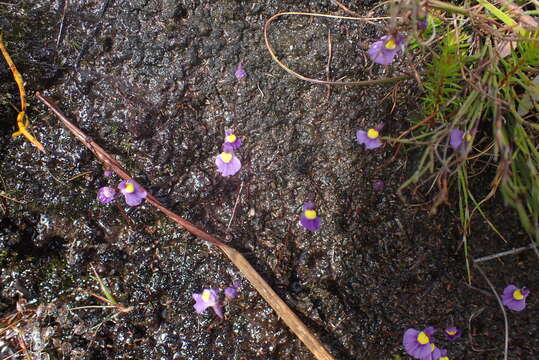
[474,263,509,360]
[426,0,470,15]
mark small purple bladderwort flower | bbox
[224,129,242,150]
[97,186,117,204]
[103,170,113,177]
[450,128,474,153]
[356,127,383,150]
[193,289,223,319]
[372,180,385,192]
[417,16,428,31]
[118,180,147,206]
[215,143,242,177]
[432,348,449,360]
[444,326,461,341]
[403,327,437,359]
[299,202,321,231]
[501,284,530,311]
[235,63,247,80]
[224,281,241,299]
[368,33,406,65]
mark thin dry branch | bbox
[36,92,335,360]
[264,11,409,86]
[474,262,509,360]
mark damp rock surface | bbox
[0,1,537,359]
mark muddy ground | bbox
[0,1,537,359]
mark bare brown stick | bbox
[226,181,244,231]
[474,262,509,360]
[330,0,361,16]
[473,243,538,263]
[36,92,335,360]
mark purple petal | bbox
[215,155,242,177]
[212,304,224,319]
[415,343,433,359]
[501,284,517,304]
[303,202,316,211]
[444,326,461,341]
[356,130,369,145]
[193,294,211,314]
[364,137,382,150]
[505,297,526,311]
[403,328,419,351]
[424,327,436,337]
[368,37,398,65]
[450,129,464,151]
[235,63,247,79]
[224,286,238,299]
[372,180,385,192]
[300,215,321,231]
[97,186,117,203]
[124,192,144,206]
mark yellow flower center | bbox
[446,330,457,336]
[221,152,233,163]
[367,128,379,139]
[304,209,317,220]
[465,133,473,142]
[440,357,449,360]
[430,344,436,351]
[124,182,135,193]
[226,134,237,143]
[201,290,211,302]
[385,39,397,50]
[513,289,524,300]
[417,332,429,345]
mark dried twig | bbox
[474,262,509,360]
[330,0,361,16]
[226,181,244,231]
[264,11,409,86]
[36,92,335,360]
[473,243,538,263]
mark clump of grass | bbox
[396,0,538,278]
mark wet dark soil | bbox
[1,1,537,359]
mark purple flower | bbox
[417,16,428,31]
[224,129,242,149]
[444,326,461,341]
[235,63,247,80]
[449,128,465,152]
[224,281,240,299]
[403,327,436,359]
[299,202,321,231]
[368,33,406,65]
[356,128,382,150]
[104,170,113,177]
[372,180,385,192]
[97,186,117,204]
[118,180,147,206]
[215,144,242,177]
[501,284,530,311]
[431,347,448,360]
[449,128,474,153]
[193,289,223,319]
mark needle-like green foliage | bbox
[399,1,539,248]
